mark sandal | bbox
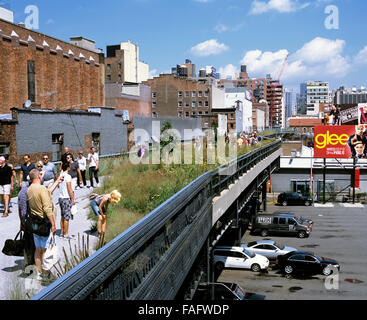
[1,213,9,218]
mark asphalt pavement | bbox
[218,203,367,300]
[0,183,100,300]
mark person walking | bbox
[61,147,72,165]
[42,155,58,188]
[19,155,36,188]
[88,147,99,189]
[76,152,87,188]
[58,162,75,239]
[27,169,57,281]
[0,156,13,218]
[90,190,121,239]
[65,154,82,191]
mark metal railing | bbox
[33,140,281,300]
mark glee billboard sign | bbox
[314,125,357,158]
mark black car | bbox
[277,192,312,206]
[192,282,265,301]
[276,251,340,276]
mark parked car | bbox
[192,282,265,301]
[277,192,312,207]
[213,246,269,272]
[253,213,312,238]
[274,211,314,231]
[241,240,297,261]
[276,251,340,276]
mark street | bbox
[218,203,367,300]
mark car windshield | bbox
[293,216,302,224]
[273,242,285,250]
[233,285,246,300]
[243,249,256,258]
[247,241,257,247]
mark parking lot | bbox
[218,203,367,300]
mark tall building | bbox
[105,41,149,84]
[284,88,294,119]
[333,86,367,105]
[267,75,283,128]
[172,59,196,78]
[300,81,330,115]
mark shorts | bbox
[71,177,77,190]
[0,184,11,195]
[59,198,72,221]
[33,233,52,249]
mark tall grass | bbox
[89,139,276,245]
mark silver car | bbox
[241,240,297,261]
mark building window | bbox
[198,91,203,97]
[205,90,209,97]
[107,64,111,72]
[0,143,10,155]
[107,75,111,81]
[192,101,196,108]
[230,123,234,129]
[185,91,190,98]
[205,101,209,107]
[205,111,209,115]
[185,112,189,118]
[199,111,203,115]
[178,111,183,118]
[185,101,190,108]
[192,91,196,98]
[230,113,234,120]
[178,91,183,98]
[52,134,64,161]
[92,132,100,151]
[178,101,183,108]
[198,101,203,107]
[118,63,121,70]
[152,92,157,98]
[118,75,122,82]
[192,112,196,117]
[152,112,158,118]
[27,60,36,102]
[152,102,157,108]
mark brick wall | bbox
[143,74,211,118]
[0,19,105,113]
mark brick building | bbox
[289,117,322,134]
[143,74,212,119]
[266,77,283,128]
[0,18,105,114]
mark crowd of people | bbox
[236,131,261,146]
[0,146,121,282]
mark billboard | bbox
[358,103,367,124]
[314,125,367,158]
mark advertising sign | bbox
[358,103,367,124]
[314,125,367,158]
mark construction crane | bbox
[277,53,289,83]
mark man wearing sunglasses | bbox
[41,155,58,188]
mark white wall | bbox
[256,108,265,132]
[120,41,149,83]
[211,86,225,109]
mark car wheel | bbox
[322,265,333,276]
[215,262,224,272]
[251,263,261,272]
[284,265,293,274]
[282,201,288,206]
[305,200,311,206]
[298,231,306,239]
[260,229,269,237]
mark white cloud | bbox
[46,19,55,25]
[190,39,229,57]
[250,0,310,15]
[218,64,239,79]
[214,24,229,33]
[240,37,351,82]
[355,46,367,65]
[149,69,159,79]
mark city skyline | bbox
[2,0,367,91]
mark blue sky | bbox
[3,0,367,92]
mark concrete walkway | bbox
[0,184,100,300]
